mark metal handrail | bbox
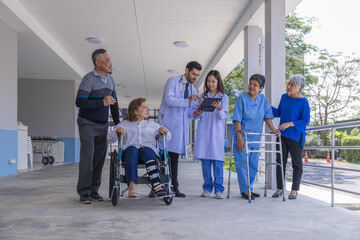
[303,121,360,207]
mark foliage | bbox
[285,12,317,84]
[350,127,360,136]
[341,136,360,163]
[307,51,360,126]
[223,63,244,114]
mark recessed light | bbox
[86,37,105,44]
[116,84,126,88]
[124,95,131,99]
[173,41,190,48]
[167,70,180,74]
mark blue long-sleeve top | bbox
[272,93,310,148]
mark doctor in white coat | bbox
[158,61,202,197]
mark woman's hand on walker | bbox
[272,128,281,137]
[115,128,126,138]
[236,137,245,152]
[193,109,204,118]
[158,127,168,136]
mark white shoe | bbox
[201,189,211,197]
[215,192,224,199]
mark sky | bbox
[296,0,360,59]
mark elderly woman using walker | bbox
[271,74,310,200]
[232,74,280,200]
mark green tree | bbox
[224,62,244,114]
[285,12,317,82]
[307,50,360,145]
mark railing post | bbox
[331,128,335,207]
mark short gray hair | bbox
[289,74,305,93]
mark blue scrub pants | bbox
[122,146,156,185]
[234,143,260,193]
[201,159,225,193]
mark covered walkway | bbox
[1,160,359,240]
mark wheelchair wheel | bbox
[111,188,118,206]
[42,157,49,165]
[48,156,55,164]
[163,196,173,206]
[109,151,117,199]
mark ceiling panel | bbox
[1,0,302,107]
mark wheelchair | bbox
[109,135,174,206]
[226,130,286,203]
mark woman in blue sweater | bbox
[271,74,310,200]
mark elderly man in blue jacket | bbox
[157,61,202,197]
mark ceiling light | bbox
[86,37,105,44]
[173,41,190,48]
[124,95,131,99]
[167,70,180,74]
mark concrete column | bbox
[244,25,260,90]
[0,18,18,177]
[265,0,286,189]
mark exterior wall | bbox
[18,78,79,163]
[0,18,18,177]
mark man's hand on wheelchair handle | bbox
[115,128,126,138]
[158,127,168,136]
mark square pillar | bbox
[244,25,260,91]
[265,0,286,189]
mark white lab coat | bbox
[158,75,196,154]
[191,92,229,161]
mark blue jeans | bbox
[201,159,224,193]
[122,146,156,184]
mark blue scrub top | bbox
[272,93,310,147]
[232,92,273,145]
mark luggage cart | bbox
[31,137,60,165]
[227,130,286,203]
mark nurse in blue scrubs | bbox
[192,70,229,199]
[232,74,280,200]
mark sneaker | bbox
[201,189,211,197]
[90,192,104,202]
[215,192,224,199]
[80,194,91,204]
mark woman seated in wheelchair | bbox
[111,97,171,198]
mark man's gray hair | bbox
[289,74,305,93]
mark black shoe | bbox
[288,192,298,200]
[174,190,186,198]
[241,192,255,200]
[90,192,103,202]
[80,194,91,204]
[272,191,283,198]
[251,192,260,198]
[148,190,156,198]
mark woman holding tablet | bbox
[191,70,229,199]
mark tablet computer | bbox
[199,97,222,112]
